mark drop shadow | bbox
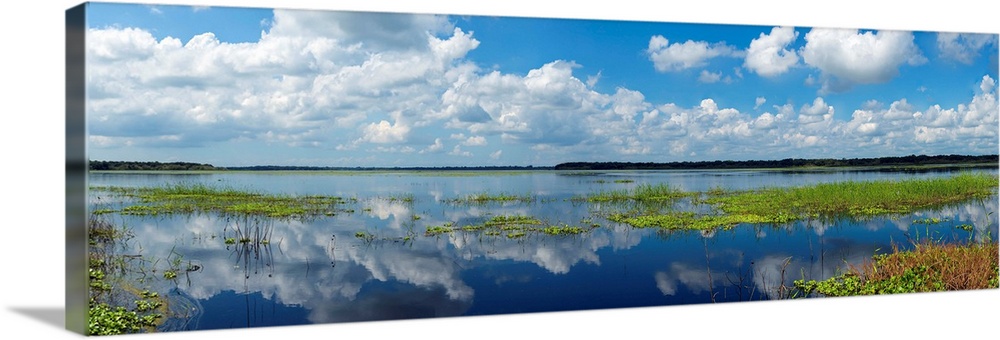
[9,307,65,330]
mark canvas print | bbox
[72,1,999,336]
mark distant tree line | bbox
[89,160,217,171]
[225,165,551,171]
[88,154,998,171]
[553,154,999,171]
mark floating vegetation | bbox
[955,224,975,232]
[354,231,375,242]
[540,224,586,235]
[483,215,543,228]
[506,231,527,239]
[382,193,415,203]
[447,192,536,205]
[90,183,348,219]
[422,215,596,238]
[913,217,944,224]
[87,216,170,335]
[425,222,455,236]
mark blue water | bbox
[87,168,999,330]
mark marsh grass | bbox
[603,173,997,232]
[707,172,997,220]
[581,183,690,203]
[92,183,347,219]
[447,192,536,205]
[794,240,999,296]
[225,216,275,248]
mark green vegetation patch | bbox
[794,241,999,297]
[422,215,596,238]
[88,300,163,336]
[610,211,797,231]
[580,183,691,203]
[87,217,168,335]
[483,215,543,228]
[425,222,456,236]
[447,192,536,205]
[705,172,997,220]
[92,183,346,218]
[600,173,997,232]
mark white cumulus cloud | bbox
[937,32,998,64]
[358,119,410,144]
[801,28,926,93]
[754,97,767,110]
[462,135,487,146]
[744,26,800,77]
[646,35,739,72]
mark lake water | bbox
[87,168,998,331]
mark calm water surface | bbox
[87,169,999,331]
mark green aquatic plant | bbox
[506,231,527,239]
[708,172,997,220]
[354,231,376,242]
[88,300,163,336]
[91,208,115,215]
[581,183,689,203]
[540,224,586,235]
[86,216,169,335]
[423,215,597,239]
[425,222,456,236]
[793,240,999,297]
[90,183,348,219]
[447,192,536,205]
[607,172,997,232]
[484,215,544,227]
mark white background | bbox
[2,1,997,339]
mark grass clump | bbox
[425,222,456,236]
[483,215,543,228]
[794,241,999,296]
[448,192,536,205]
[582,183,689,203]
[540,224,587,235]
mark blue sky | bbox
[84,2,999,167]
